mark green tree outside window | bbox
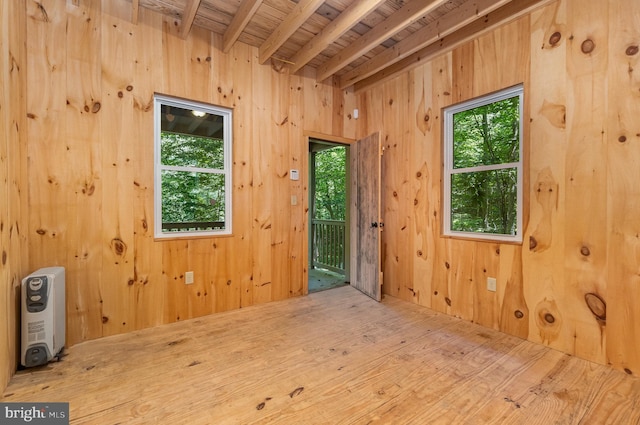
[443,86,523,242]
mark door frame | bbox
[303,131,355,295]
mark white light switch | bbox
[185,271,194,285]
[290,169,299,181]
[291,195,298,205]
[487,277,497,292]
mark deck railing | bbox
[312,219,345,273]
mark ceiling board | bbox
[134,0,551,88]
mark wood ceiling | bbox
[133,0,551,90]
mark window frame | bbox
[153,94,233,239]
[442,85,524,243]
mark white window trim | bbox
[443,85,523,243]
[153,94,233,239]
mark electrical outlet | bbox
[487,277,497,292]
[185,271,194,285]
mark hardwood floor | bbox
[3,286,640,424]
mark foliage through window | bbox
[154,95,232,238]
[443,85,523,242]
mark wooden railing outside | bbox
[312,219,345,273]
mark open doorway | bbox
[308,139,350,293]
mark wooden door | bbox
[350,132,382,301]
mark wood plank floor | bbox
[3,286,640,424]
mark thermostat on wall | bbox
[290,169,299,181]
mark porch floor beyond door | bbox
[308,267,348,292]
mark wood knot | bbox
[626,45,639,56]
[101,316,109,324]
[580,246,590,256]
[514,310,524,319]
[433,291,438,295]
[226,280,232,286]
[618,135,627,143]
[36,228,47,235]
[289,387,304,398]
[581,39,595,54]
[445,261,450,269]
[118,91,123,98]
[127,279,134,286]
[393,191,398,197]
[2,250,6,266]
[36,2,50,22]
[584,292,606,321]
[110,238,127,257]
[544,313,555,324]
[126,85,133,91]
[529,236,538,250]
[84,105,90,112]
[414,198,418,206]
[416,250,423,257]
[445,297,452,306]
[91,102,101,113]
[624,368,633,375]
[548,31,562,46]
[416,171,422,178]
[388,98,394,106]
[424,114,430,122]
[83,182,95,196]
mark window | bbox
[443,85,523,243]
[154,94,232,238]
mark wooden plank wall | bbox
[357,0,640,374]
[11,0,355,363]
[0,0,27,392]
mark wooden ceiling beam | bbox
[223,0,264,53]
[258,0,325,64]
[353,0,555,91]
[179,0,202,40]
[289,0,386,74]
[315,0,450,82]
[340,0,512,88]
